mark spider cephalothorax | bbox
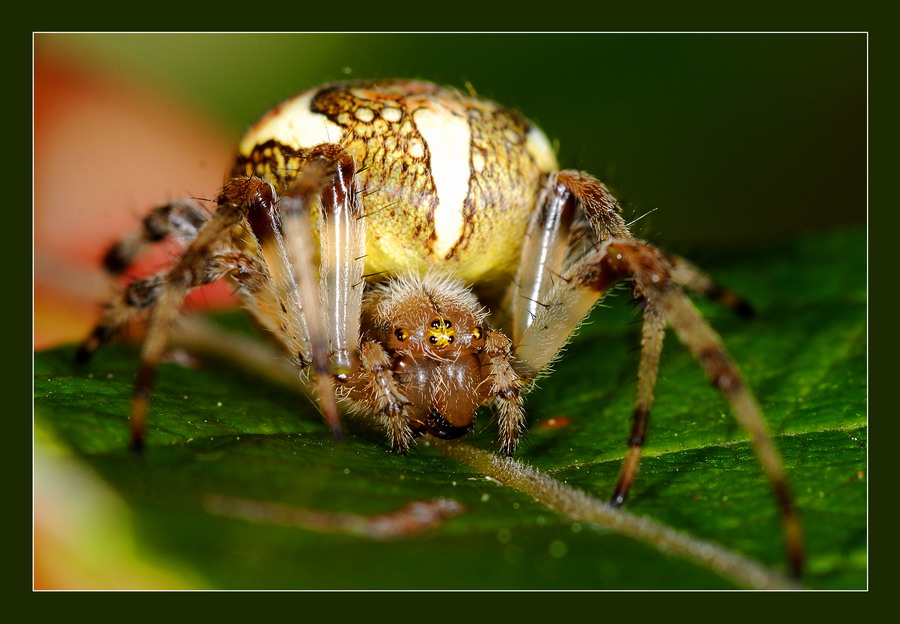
[79,79,803,577]
[351,272,494,445]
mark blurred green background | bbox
[38,32,866,251]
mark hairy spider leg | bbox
[79,147,372,452]
[77,252,265,363]
[509,172,577,341]
[610,300,665,507]
[353,341,415,452]
[102,199,209,275]
[665,252,755,318]
[510,171,803,578]
[76,200,209,363]
[275,145,367,441]
[125,178,266,453]
[79,178,295,453]
[243,144,369,442]
[510,170,664,507]
[509,170,631,341]
[482,329,526,456]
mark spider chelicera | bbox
[78,79,803,577]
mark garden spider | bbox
[77,79,803,577]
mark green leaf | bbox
[34,228,866,589]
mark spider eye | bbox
[472,327,483,340]
[394,328,408,341]
[427,318,456,347]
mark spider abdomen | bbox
[234,80,558,287]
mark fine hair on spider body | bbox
[78,79,804,578]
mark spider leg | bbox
[515,235,804,578]
[509,172,577,340]
[240,168,340,439]
[310,145,367,379]
[508,170,664,501]
[209,250,295,353]
[77,250,267,364]
[609,300,665,507]
[76,274,164,364]
[605,241,802,577]
[357,341,414,452]
[482,330,525,456]
[102,199,208,275]
[509,170,630,343]
[261,144,367,441]
[76,200,210,364]
[665,252,755,317]
[510,171,754,495]
[84,166,363,451]
[510,170,802,577]
[126,177,268,453]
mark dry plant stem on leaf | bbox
[203,494,465,541]
[432,439,800,591]
[77,80,804,580]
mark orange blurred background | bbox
[34,48,235,350]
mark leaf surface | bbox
[34,228,866,589]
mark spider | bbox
[77,79,803,577]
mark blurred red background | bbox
[34,52,236,350]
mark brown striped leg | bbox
[241,167,341,440]
[271,144,366,442]
[482,330,525,456]
[666,252,755,317]
[610,303,665,507]
[76,249,268,365]
[505,168,801,575]
[102,200,208,275]
[357,342,414,452]
[77,200,209,365]
[516,237,803,578]
[129,177,273,453]
[76,275,164,364]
